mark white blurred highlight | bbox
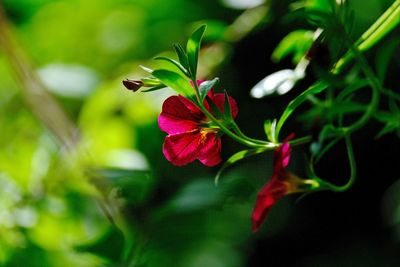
[221,0,265,9]
[39,64,99,98]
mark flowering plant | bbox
[124,0,400,232]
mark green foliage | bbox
[151,69,196,99]
[272,30,314,64]
[199,78,220,101]
[276,82,327,140]
[186,24,207,79]
[153,56,190,77]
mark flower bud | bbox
[122,79,143,92]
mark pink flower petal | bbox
[275,142,291,169]
[212,93,239,118]
[162,131,202,166]
[159,96,204,134]
[198,133,222,166]
[273,136,294,171]
[252,177,288,232]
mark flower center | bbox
[198,121,219,144]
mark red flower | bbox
[252,137,310,232]
[158,81,238,166]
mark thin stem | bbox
[339,31,382,134]
[191,77,276,148]
[276,1,400,138]
[289,135,312,146]
[316,135,356,192]
[199,104,276,148]
[334,0,400,72]
[230,120,272,145]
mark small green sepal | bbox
[199,78,219,101]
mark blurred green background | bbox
[0,0,400,266]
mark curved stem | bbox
[338,30,382,134]
[276,1,399,138]
[316,135,356,192]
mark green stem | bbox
[316,135,356,192]
[276,0,400,138]
[192,78,277,148]
[339,31,382,134]
[334,0,400,72]
[200,104,276,148]
[230,121,272,145]
[289,135,312,146]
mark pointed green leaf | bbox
[376,123,400,138]
[173,43,190,70]
[199,77,219,101]
[154,56,189,77]
[141,84,166,92]
[186,25,207,78]
[140,65,153,73]
[141,77,163,87]
[264,119,277,143]
[215,148,268,185]
[374,111,400,138]
[272,30,314,64]
[374,111,397,122]
[223,90,233,121]
[276,82,327,140]
[151,69,195,98]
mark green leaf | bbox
[140,65,154,73]
[377,123,400,138]
[272,30,314,64]
[186,24,207,79]
[374,111,397,122]
[154,56,189,77]
[151,69,195,98]
[276,82,327,140]
[223,90,233,121]
[374,111,400,138]
[357,2,400,53]
[215,148,268,185]
[141,77,163,87]
[264,119,277,143]
[173,43,190,70]
[199,78,219,101]
[141,84,166,92]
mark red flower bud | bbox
[122,79,143,92]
